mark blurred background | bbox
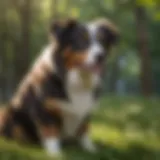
[0,0,160,101]
[0,0,160,100]
[0,0,160,159]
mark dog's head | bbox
[50,18,119,74]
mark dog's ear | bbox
[100,27,120,50]
[50,18,77,41]
[95,18,120,47]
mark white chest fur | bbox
[61,69,100,137]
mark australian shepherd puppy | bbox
[0,18,119,155]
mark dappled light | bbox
[0,97,160,159]
[0,0,160,159]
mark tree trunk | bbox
[15,0,31,84]
[0,1,8,102]
[0,31,8,102]
[108,57,119,93]
[135,6,152,96]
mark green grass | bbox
[0,96,160,160]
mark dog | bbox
[0,18,119,155]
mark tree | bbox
[0,0,9,101]
[14,0,32,85]
[135,6,152,96]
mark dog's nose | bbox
[96,54,104,63]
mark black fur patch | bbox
[42,73,68,100]
[97,26,119,49]
[51,19,90,51]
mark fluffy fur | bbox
[0,18,119,155]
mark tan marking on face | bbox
[63,48,88,69]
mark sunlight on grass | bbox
[91,122,160,150]
[92,96,160,150]
[0,96,160,160]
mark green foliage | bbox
[0,0,160,98]
[136,0,160,7]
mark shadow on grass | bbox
[0,141,159,160]
[62,141,160,160]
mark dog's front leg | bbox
[40,125,61,156]
[76,116,97,153]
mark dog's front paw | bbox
[43,137,62,156]
[80,133,97,153]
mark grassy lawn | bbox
[0,96,160,160]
